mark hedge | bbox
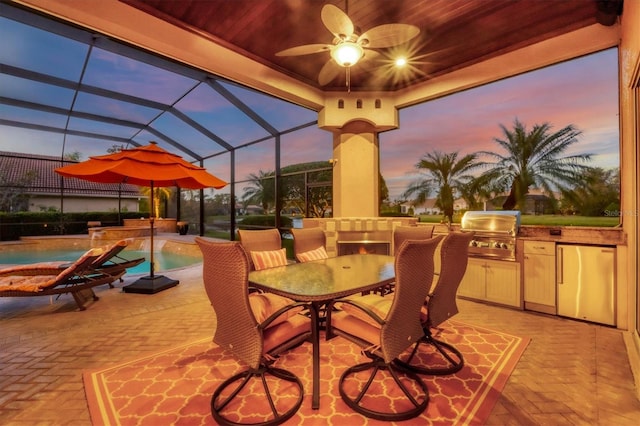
[0,211,148,241]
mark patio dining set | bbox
[196,225,473,424]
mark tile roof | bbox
[0,151,140,197]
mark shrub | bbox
[0,211,148,241]
[237,215,293,229]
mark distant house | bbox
[401,198,468,216]
[0,151,141,213]
[486,188,558,215]
[403,190,559,216]
[237,204,265,215]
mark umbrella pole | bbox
[123,180,179,294]
[149,182,155,278]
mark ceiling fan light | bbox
[331,42,363,67]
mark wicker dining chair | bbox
[376,225,434,295]
[291,227,328,262]
[395,231,474,375]
[393,225,434,255]
[326,236,442,421]
[237,229,283,270]
[195,238,311,425]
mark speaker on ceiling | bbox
[595,0,623,26]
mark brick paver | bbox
[1,262,639,425]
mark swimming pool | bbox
[0,249,202,274]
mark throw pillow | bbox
[250,248,288,270]
[296,246,329,263]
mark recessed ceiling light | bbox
[395,57,408,67]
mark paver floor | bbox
[1,259,639,425]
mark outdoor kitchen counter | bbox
[430,223,626,246]
[517,225,626,246]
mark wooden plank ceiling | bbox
[121,0,617,92]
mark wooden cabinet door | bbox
[524,253,556,306]
[458,258,486,299]
[484,259,521,307]
[523,242,556,307]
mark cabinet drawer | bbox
[523,241,555,255]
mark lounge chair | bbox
[84,239,145,282]
[0,247,126,311]
[0,239,145,287]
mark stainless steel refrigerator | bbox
[556,244,616,326]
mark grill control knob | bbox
[470,240,478,247]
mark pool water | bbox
[0,249,202,274]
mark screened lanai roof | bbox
[0,2,318,164]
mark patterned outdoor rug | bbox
[84,321,529,425]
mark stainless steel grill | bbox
[460,211,521,261]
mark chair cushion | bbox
[0,262,67,276]
[0,275,58,292]
[0,247,102,292]
[296,246,328,263]
[336,293,392,328]
[263,314,311,355]
[249,292,303,328]
[340,294,430,325]
[331,310,381,347]
[250,248,288,270]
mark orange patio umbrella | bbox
[55,141,227,294]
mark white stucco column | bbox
[330,121,379,217]
[318,93,399,217]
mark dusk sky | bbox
[379,47,619,200]
[0,9,619,203]
[220,48,619,201]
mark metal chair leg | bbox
[338,356,429,421]
[396,333,464,375]
[211,365,303,426]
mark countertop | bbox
[517,225,625,246]
[432,223,626,246]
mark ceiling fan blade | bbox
[358,24,420,48]
[321,4,354,39]
[318,60,341,86]
[275,44,331,56]
[356,50,383,75]
[361,49,382,63]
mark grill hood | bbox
[461,211,521,236]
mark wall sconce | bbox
[329,158,338,166]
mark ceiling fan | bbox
[275,3,420,90]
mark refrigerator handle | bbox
[557,246,564,285]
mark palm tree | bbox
[241,170,275,213]
[481,119,592,210]
[140,186,172,218]
[560,167,620,216]
[403,151,482,223]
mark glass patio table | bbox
[248,254,395,410]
